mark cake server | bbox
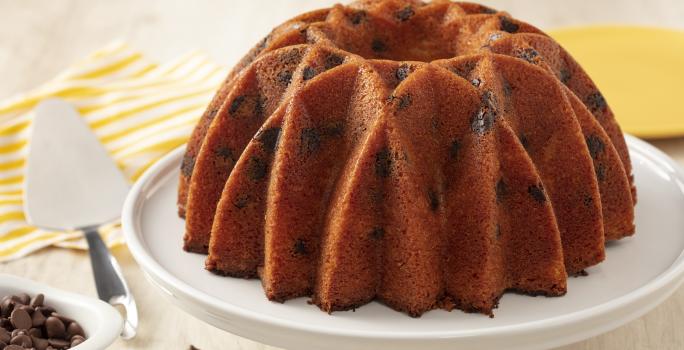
[23,98,138,339]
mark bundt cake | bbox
[178,0,636,317]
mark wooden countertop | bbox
[1,0,683,349]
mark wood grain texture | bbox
[1,1,683,349]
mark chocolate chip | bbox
[232,195,250,209]
[70,336,85,348]
[586,92,607,113]
[395,64,410,81]
[32,336,49,350]
[36,306,55,317]
[560,69,571,84]
[16,294,30,306]
[500,16,519,33]
[180,155,195,178]
[277,70,293,86]
[256,127,281,153]
[451,61,476,79]
[428,190,439,211]
[516,47,539,63]
[32,309,46,327]
[395,6,415,21]
[293,239,308,256]
[496,178,507,202]
[10,308,31,330]
[247,157,267,181]
[449,139,460,159]
[528,184,546,203]
[5,344,24,350]
[370,227,385,240]
[371,39,386,53]
[375,148,392,178]
[11,330,25,338]
[479,5,497,14]
[324,55,344,70]
[388,94,412,110]
[0,329,10,343]
[29,294,43,308]
[302,66,316,81]
[349,10,366,25]
[27,328,41,338]
[10,334,31,347]
[65,322,84,339]
[519,134,530,150]
[215,146,234,163]
[585,135,605,159]
[595,163,607,181]
[47,338,69,349]
[229,95,246,115]
[300,128,321,155]
[502,79,513,97]
[45,317,65,339]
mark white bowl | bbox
[0,274,122,350]
[123,136,684,350]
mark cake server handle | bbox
[84,227,138,340]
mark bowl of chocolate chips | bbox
[0,274,122,350]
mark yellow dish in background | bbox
[549,26,684,139]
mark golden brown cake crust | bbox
[180,0,635,316]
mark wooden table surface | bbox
[1,1,683,349]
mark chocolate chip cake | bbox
[178,0,636,317]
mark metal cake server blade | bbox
[23,98,138,339]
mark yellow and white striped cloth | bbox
[0,42,226,262]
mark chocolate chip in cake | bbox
[499,16,519,33]
[371,38,387,53]
[302,66,317,81]
[516,47,539,64]
[451,61,476,79]
[215,146,235,162]
[247,157,267,181]
[595,163,607,181]
[585,135,605,159]
[300,128,321,155]
[449,139,460,159]
[277,70,293,86]
[349,10,366,25]
[496,178,507,202]
[559,68,571,84]
[375,148,392,178]
[388,93,412,110]
[528,184,546,203]
[370,227,385,240]
[395,64,410,81]
[586,92,607,113]
[395,6,415,22]
[293,239,309,256]
[519,133,530,150]
[229,95,246,115]
[324,54,344,70]
[256,127,282,153]
[427,190,440,211]
[232,195,251,209]
[479,5,498,14]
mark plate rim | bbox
[122,135,684,340]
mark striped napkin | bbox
[0,42,226,262]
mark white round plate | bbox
[123,135,684,350]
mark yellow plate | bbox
[549,26,684,139]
